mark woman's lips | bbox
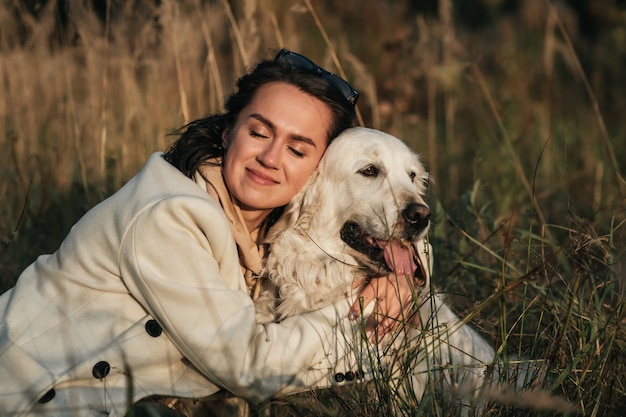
[246,167,279,185]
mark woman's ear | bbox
[221,128,231,148]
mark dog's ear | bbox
[265,166,322,242]
[296,165,325,221]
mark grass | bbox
[1,0,625,415]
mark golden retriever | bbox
[256,127,497,414]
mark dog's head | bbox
[269,127,431,282]
[325,128,430,238]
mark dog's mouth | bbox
[340,221,427,286]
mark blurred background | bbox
[1,1,625,414]
[1,0,625,281]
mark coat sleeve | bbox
[118,195,366,401]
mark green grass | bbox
[1,0,625,415]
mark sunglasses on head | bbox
[274,49,359,106]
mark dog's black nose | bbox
[403,203,430,223]
[403,203,431,234]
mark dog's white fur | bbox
[256,127,497,413]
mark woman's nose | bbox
[257,140,282,168]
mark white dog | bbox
[256,127,497,414]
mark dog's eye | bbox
[358,165,380,177]
[409,171,416,182]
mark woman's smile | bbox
[246,166,279,185]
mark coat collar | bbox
[194,160,265,298]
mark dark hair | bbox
[163,54,358,177]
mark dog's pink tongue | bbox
[377,239,417,276]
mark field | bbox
[1,0,625,416]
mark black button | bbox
[38,389,55,403]
[345,371,355,381]
[92,361,111,379]
[334,372,345,382]
[145,319,163,337]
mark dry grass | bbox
[1,0,625,415]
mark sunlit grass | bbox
[1,0,624,415]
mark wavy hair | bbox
[163,54,357,178]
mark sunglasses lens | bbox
[327,75,359,105]
[275,49,359,106]
[276,50,316,72]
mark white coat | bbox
[0,153,372,416]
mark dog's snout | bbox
[403,203,430,239]
[403,203,431,224]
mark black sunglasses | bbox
[274,49,359,106]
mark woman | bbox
[0,49,425,417]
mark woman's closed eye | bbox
[288,146,305,158]
[249,129,268,139]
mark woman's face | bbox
[223,82,333,229]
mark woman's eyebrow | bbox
[249,113,273,129]
[249,113,317,148]
[291,134,317,148]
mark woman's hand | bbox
[349,273,416,341]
